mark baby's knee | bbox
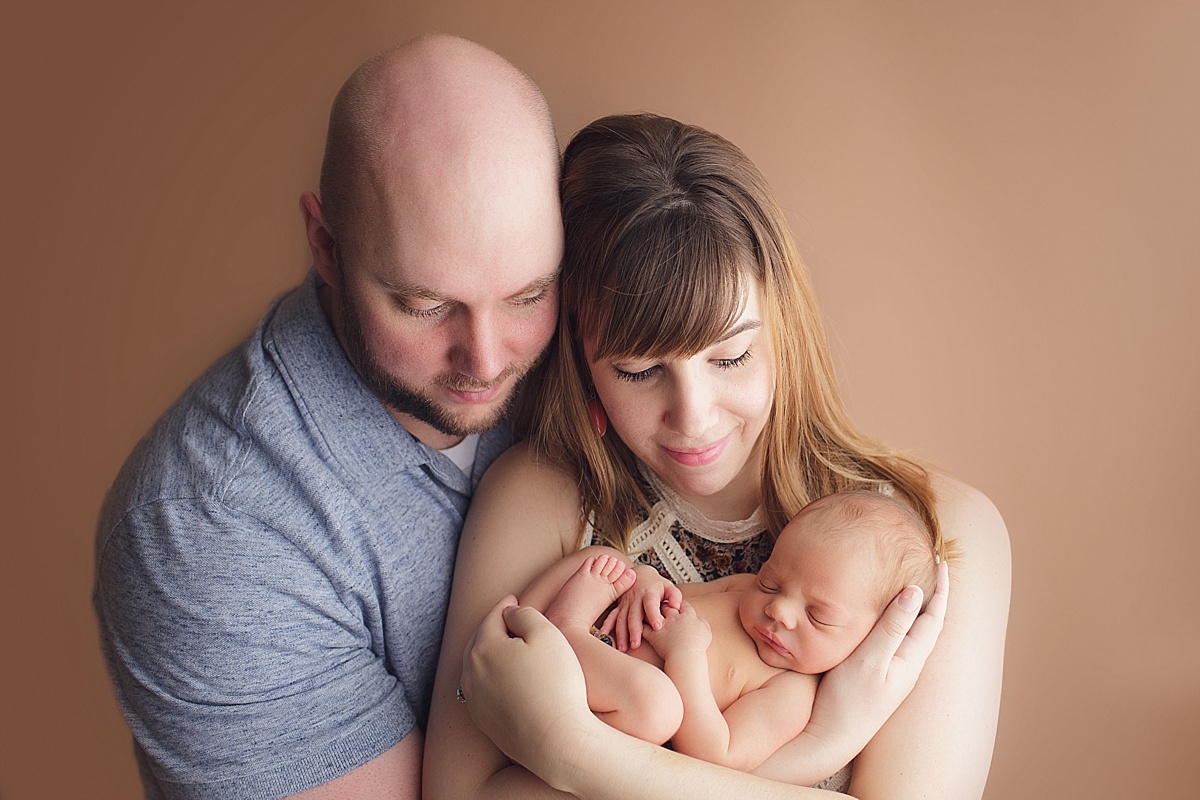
[621,671,683,745]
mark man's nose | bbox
[450,311,507,383]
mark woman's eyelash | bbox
[613,349,752,382]
[715,349,752,369]
[614,365,658,383]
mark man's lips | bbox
[444,382,504,404]
[662,435,729,466]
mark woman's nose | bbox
[665,373,718,438]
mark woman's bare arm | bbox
[461,599,853,800]
[845,474,1010,799]
[425,446,856,800]
[424,445,586,800]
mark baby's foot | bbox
[546,554,636,631]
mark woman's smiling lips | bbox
[661,436,730,466]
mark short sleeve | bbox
[95,497,410,799]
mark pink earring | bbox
[587,398,607,438]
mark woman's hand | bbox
[459,595,597,789]
[599,565,682,651]
[811,561,949,753]
[755,561,950,782]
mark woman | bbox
[425,114,1009,798]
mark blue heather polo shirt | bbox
[95,272,511,799]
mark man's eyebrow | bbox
[377,279,446,302]
[716,319,761,343]
[376,269,559,303]
[510,269,560,298]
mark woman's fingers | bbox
[805,562,951,751]
[894,560,949,665]
[460,597,590,773]
[852,560,949,677]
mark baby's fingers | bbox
[642,593,666,632]
[624,603,646,650]
[663,582,682,611]
[597,605,619,637]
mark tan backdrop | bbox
[3,1,1198,797]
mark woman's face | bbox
[585,278,777,520]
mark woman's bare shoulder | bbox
[928,470,1010,560]
[469,442,584,549]
[482,441,577,488]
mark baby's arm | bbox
[644,604,819,772]
[706,671,820,771]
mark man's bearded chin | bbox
[336,289,536,436]
[371,365,529,437]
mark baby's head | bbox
[739,490,937,675]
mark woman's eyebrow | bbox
[717,320,761,343]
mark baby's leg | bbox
[519,545,631,613]
[545,555,682,744]
[544,553,635,632]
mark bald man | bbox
[94,36,562,799]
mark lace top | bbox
[581,463,774,583]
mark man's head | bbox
[301,34,563,448]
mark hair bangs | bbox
[583,205,751,362]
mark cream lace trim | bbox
[638,464,765,543]
[581,465,767,584]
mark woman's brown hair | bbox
[517,113,947,562]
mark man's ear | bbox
[300,191,340,287]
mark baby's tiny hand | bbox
[643,600,711,659]
[601,565,681,651]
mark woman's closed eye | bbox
[612,363,660,383]
[714,349,752,370]
[612,348,753,383]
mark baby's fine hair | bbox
[795,490,939,612]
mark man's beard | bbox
[336,289,538,437]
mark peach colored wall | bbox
[3,1,1197,797]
